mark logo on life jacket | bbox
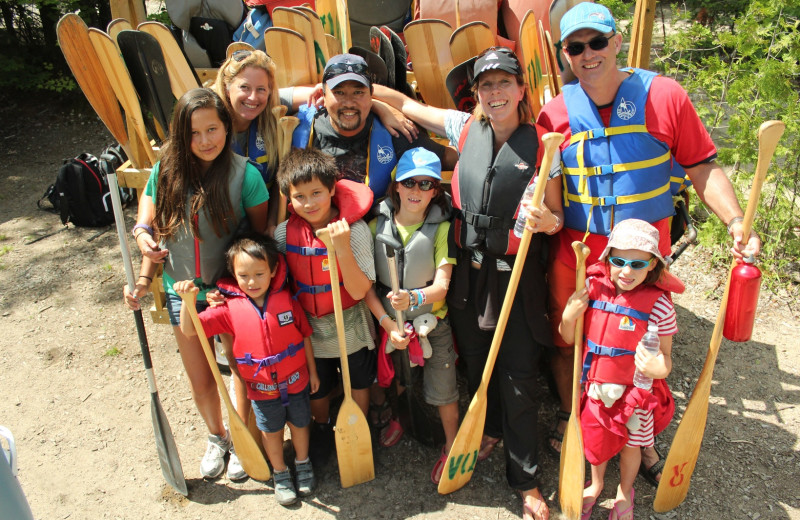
[321,258,330,272]
[617,98,636,120]
[514,161,529,171]
[277,311,294,327]
[376,144,394,164]
[256,132,266,152]
[618,316,636,331]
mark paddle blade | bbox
[248,407,268,459]
[229,409,272,481]
[335,398,375,488]
[558,419,584,517]
[437,387,486,494]
[151,395,188,495]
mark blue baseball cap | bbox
[395,148,442,182]
[560,3,616,43]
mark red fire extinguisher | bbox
[723,256,762,342]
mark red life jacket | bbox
[581,262,684,384]
[284,179,373,318]
[216,255,308,403]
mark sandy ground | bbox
[0,99,799,520]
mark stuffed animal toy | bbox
[412,313,437,360]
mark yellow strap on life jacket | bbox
[568,124,649,145]
[564,181,671,206]
[563,150,672,177]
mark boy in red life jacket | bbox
[559,219,684,520]
[273,148,377,468]
[175,233,318,507]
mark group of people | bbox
[121,4,760,519]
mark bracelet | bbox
[726,216,744,233]
[417,289,427,306]
[409,290,418,310]
[546,214,561,235]
[378,314,390,325]
[139,275,153,282]
[132,223,154,238]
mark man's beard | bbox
[331,108,363,132]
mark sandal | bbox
[608,488,634,520]
[379,418,404,447]
[638,446,664,487]
[431,447,447,484]
[520,488,549,520]
[477,435,500,461]
[369,400,392,430]
[547,410,570,455]
[582,481,596,520]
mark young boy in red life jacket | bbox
[273,148,377,468]
[559,219,684,520]
[174,233,319,507]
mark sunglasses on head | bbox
[232,49,252,62]
[323,61,369,81]
[563,33,615,56]
[608,256,653,270]
[399,178,439,191]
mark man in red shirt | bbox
[537,1,760,490]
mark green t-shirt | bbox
[144,160,269,297]
[369,217,455,318]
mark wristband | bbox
[139,275,153,282]
[546,214,561,235]
[378,314,390,325]
[726,216,744,233]
[417,289,427,306]
[132,223,154,238]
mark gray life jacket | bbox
[163,154,248,286]
[374,196,451,320]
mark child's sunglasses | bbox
[563,33,615,56]
[399,178,439,191]
[608,256,652,270]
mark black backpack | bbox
[38,146,128,227]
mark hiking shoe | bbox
[227,446,247,481]
[309,421,334,467]
[295,459,315,496]
[273,469,297,506]
[201,431,231,479]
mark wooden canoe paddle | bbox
[264,27,313,87]
[57,14,129,160]
[179,290,272,482]
[272,7,318,85]
[559,241,590,518]
[105,169,187,496]
[438,131,564,494]
[404,19,456,110]
[107,18,133,43]
[276,115,300,223]
[138,21,201,98]
[296,5,331,81]
[654,120,785,511]
[627,0,656,69]
[110,0,146,28]
[315,228,375,488]
[88,28,157,168]
[448,21,493,66]
[518,10,545,117]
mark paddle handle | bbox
[571,242,589,407]
[315,228,353,396]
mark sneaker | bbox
[273,468,297,506]
[295,459,315,496]
[227,446,247,480]
[201,431,231,479]
[309,421,334,467]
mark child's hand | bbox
[172,280,198,295]
[205,289,226,307]
[387,290,411,311]
[123,283,149,311]
[309,372,320,394]
[389,328,410,350]
[562,287,589,323]
[327,219,352,253]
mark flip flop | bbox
[582,481,596,520]
[638,447,664,487]
[379,418,404,447]
[477,435,500,461]
[431,447,447,484]
[520,489,549,520]
[608,488,635,520]
[547,410,570,455]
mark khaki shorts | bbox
[422,318,459,407]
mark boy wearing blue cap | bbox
[365,147,459,485]
[537,1,761,515]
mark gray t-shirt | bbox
[275,218,376,358]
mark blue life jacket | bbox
[231,121,273,187]
[561,68,690,235]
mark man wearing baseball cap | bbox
[536,1,761,512]
[292,53,456,203]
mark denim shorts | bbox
[251,385,312,433]
[164,292,209,326]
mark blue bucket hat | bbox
[560,3,616,42]
[395,148,442,182]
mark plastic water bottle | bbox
[513,182,537,238]
[632,324,660,390]
[723,257,762,342]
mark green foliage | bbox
[104,346,121,357]
[656,0,800,289]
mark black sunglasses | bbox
[399,178,439,191]
[563,33,615,56]
[323,61,369,81]
[608,256,652,270]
